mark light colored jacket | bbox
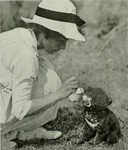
[0,28,39,123]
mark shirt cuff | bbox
[19,100,32,120]
[11,100,32,121]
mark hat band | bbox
[35,7,86,27]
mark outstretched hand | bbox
[57,77,78,99]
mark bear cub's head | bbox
[82,87,112,109]
[81,87,112,124]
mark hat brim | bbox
[21,16,85,41]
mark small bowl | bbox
[69,87,84,102]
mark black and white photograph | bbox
[0,0,128,149]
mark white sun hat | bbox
[21,0,86,41]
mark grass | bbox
[16,108,128,150]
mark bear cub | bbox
[79,87,122,145]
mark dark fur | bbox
[79,87,122,145]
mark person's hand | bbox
[56,77,78,99]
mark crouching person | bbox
[0,0,86,149]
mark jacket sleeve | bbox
[11,57,39,120]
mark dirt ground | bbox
[0,0,128,150]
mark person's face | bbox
[38,33,68,54]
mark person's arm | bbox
[12,57,78,119]
[11,57,39,120]
[27,91,61,115]
[27,76,78,116]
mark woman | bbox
[0,0,85,149]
